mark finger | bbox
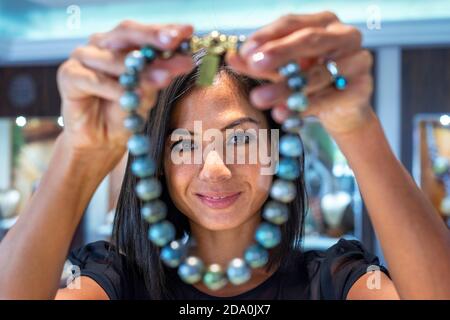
[249,50,372,109]
[90,21,193,51]
[226,50,318,83]
[240,11,339,57]
[105,82,158,135]
[247,23,362,73]
[71,45,194,86]
[142,55,194,87]
[58,59,124,101]
[71,45,127,77]
[271,104,292,124]
[301,73,373,121]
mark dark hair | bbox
[112,50,308,299]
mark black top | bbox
[68,238,389,300]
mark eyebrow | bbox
[168,116,261,136]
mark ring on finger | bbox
[325,60,347,90]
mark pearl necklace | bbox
[118,31,308,291]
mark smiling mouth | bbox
[195,192,242,209]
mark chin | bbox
[194,207,251,231]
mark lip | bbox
[195,192,242,209]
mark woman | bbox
[0,12,449,300]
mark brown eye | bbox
[172,140,198,152]
[229,133,252,146]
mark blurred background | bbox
[1,0,450,271]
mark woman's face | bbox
[163,72,274,231]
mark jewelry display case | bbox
[0,117,62,235]
[413,114,450,227]
[300,119,362,250]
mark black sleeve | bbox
[319,238,390,300]
[68,241,124,300]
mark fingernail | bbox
[159,29,179,45]
[250,51,270,70]
[252,88,276,105]
[239,40,260,57]
[149,69,170,84]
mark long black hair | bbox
[112,50,308,299]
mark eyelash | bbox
[170,139,198,152]
[170,133,255,152]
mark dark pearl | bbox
[227,258,251,285]
[203,264,228,291]
[270,179,296,203]
[141,45,157,62]
[120,91,140,112]
[287,74,307,91]
[279,134,303,157]
[127,134,150,156]
[131,156,156,178]
[177,40,191,55]
[244,244,269,268]
[278,62,300,77]
[124,50,145,72]
[178,256,204,284]
[262,200,289,224]
[282,115,303,133]
[160,240,186,267]
[276,157,300,180]
[141,199,167,224]
[119,72,139,89]
[148,220,175,247]
[135,177,162,201]
[334,75,347,90]
[287,92,308,112]
[255,222,281,248]
[123,113,145,133]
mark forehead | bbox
[169,73,268,130]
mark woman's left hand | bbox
[226,11,374,137]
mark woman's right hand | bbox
[57,21,194,161]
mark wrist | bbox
[56,132,126,184]
[330,109,396,164]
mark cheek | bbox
[236,164,273,202]
[164,162,197,207]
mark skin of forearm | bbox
[0,133,124,299]
[333,110,450,299]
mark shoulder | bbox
[301,238,390,299]
[67,240,131,299]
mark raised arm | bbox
[227,11,450,299]
[335,111,450,299]
[0,21,194,299]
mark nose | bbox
[199,150,232,182]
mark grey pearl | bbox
[287,92,308,112]
[119,72,139,89]
[287,74,307,91]
[120,91,140,112]
[135,177,162,201]
[124,50,146,72]
[127,134,150,156]
[262,200,289,224]
[270,179,296,203]
[278,62,300,77]
[141,199,167,224]
[178,256,205,284]
[282,115,304,133]
[279,134,303,157]
[123,113,145,133]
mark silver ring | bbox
[326,60,347,90]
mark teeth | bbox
[203,195,229,200]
